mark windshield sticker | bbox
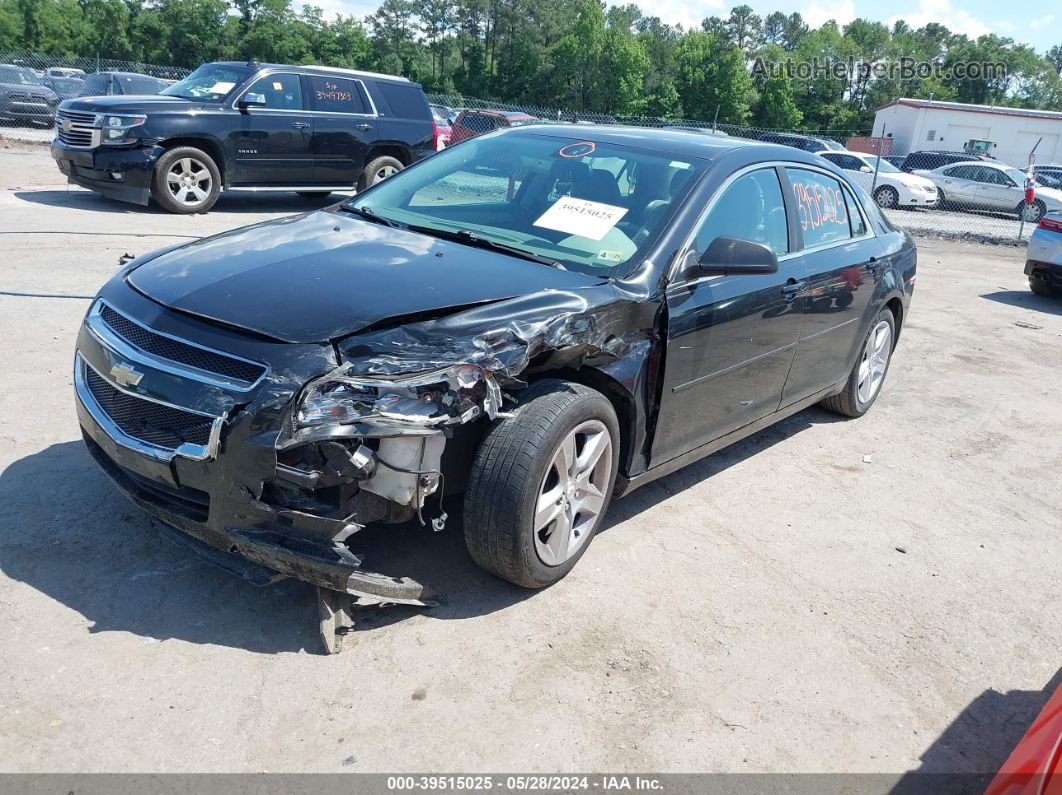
[208,81,236,94]
[272,81,285,91]
[534,197,628,241]
[558,142,596,158]
[595,249,625,264]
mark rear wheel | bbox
[151,146,221,214]
[464,380,619,589]
[820,309,896,418]
[1029,275,1056,297]
[356,155,404,191]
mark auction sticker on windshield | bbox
[534,197,628,241]
[209,81,236,94]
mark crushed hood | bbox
[126,209,605,343]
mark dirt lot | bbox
[1,140,1059,776]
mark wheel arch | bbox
[158,137,226,181]
[365,143,412,167]
[524,366,638,481]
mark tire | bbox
[936,189,947,210]
[356,155,404,191]
[874,185,899,209]
[820,308,896,418]
[1017,200,1046,222]
[151,146,221,214]
[1029,275,1055,297]
[464,380,620,589]
[296,191,332,199]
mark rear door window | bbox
[377,82,427,119]
[309,76,367,114]
[785,168,853,248]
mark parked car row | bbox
[1,63,173,127]
[70,122,916,650]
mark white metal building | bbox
[873,98,1062,168]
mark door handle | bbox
[291,122,310,129]
[781,279,807,302]
[356,123,373,131]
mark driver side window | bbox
[245,73,303,110]
[693,169,789,257]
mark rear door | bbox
[651,166,804,464]
[229,72,314,186]
[939,165,981,206]
[779,167,883,404]
[307,74,374,187]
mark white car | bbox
[45,67,85,79]
[819,150,939,209]
[1025,212,1062,297]
[913,160,1062,222]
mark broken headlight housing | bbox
[294,363,503,430]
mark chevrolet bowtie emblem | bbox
[110,362,144,388]
[61,119,73,132]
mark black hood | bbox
[61,95,197,112]
[126,209,605,344]
[0,81,56,99]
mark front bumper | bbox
[73,283,437,604]
[51,141,161,206]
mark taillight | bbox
[1039,216,1062,234]
[432,121,448,151]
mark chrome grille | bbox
[56,109,99,148]
[83,364,214,451]
[99,303,267,385]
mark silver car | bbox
[914,160,1062,222]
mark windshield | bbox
[866,156,901,173]
[346,131,706,278]
[161,63,251,101]
[0,66,43,86]
[1003,167,1028,185]
[47,77,83,92]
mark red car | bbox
[986,680,1062,794]
[429,103,452,150]
[448,108,539,145]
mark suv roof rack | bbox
[302,64,409,83]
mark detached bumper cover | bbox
[51,142,161,206]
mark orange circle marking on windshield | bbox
[559,142,595,158]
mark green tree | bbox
[674,30,756,124]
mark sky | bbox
[320,0,1060,54]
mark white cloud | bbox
[885,0,991,38]
[802,0,856,28]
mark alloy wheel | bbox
[373,164,398,184]
[166,157,212,207]
[533,419,612,566]
[857,320,892,404]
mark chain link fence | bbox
[0,50,1049,242]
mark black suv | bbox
[51,61,434,213]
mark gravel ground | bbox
[1,142,1060,777]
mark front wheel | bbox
[356,155,404,191]
[151,146,221,214]
[464,380,619,589]
[874,185,899,209]
[820,308,896,418]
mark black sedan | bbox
[73,126,916,652]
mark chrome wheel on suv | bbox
[151,146,222,214]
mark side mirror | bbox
[238,92,266,108]
[859,165,873,173]
[693,237,779,277]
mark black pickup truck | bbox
[51,61,435,213]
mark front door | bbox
[780,167,884,404]
[229,72,314,186]
[306,74,373,187]
[978,166,1021,211]
[651,166,805,465]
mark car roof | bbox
[209,61,411,84]
[503,124,829,164]
[94,71,164,78]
